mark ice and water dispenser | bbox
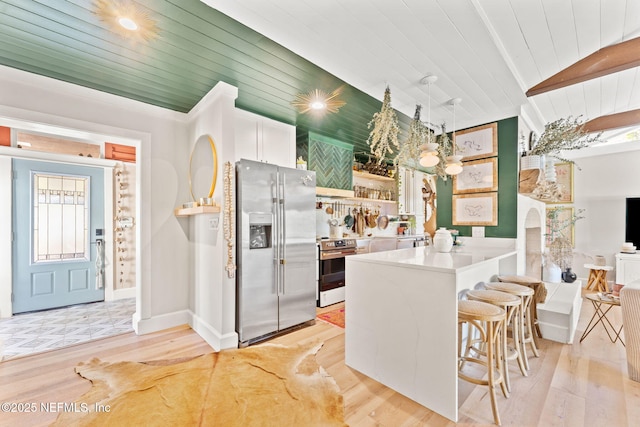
[249,213,272,249]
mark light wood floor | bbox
[2,295,639,427]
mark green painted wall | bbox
[436,116,519,238]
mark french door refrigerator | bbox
[236,159,317,346]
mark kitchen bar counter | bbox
[345,245,517,422]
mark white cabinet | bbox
[616,253,640,285]
[397,167,416,214]
[398,168,434,234]
[234,109,295,168]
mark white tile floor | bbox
[0,298,135,360]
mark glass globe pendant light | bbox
[418,74,439,168]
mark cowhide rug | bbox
[53,341,346,426]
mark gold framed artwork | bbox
[452,192,498,226]
[548,162,574,204]
[546,206,575,247]
[453,157,498,194]
[454,122,498,161]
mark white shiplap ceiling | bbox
[203,0,640,146]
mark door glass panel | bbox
[33,173,89,263]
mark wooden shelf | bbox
[174,205,221,217]
[316,187,355,198]
[353,170,396,182]
[349,197,397,204]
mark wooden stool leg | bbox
[501,311,511,394]
[597,270,610,292]
[504,304,528,378]
[586,269,597,291]
[519,298,530,371]
[487,321,502,426]
[496,318,509,399]
[512,306,528,377]
[525,297,540,358]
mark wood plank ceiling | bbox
[205,0,640,148]
[0,0,638,158]
[0,0,406,157]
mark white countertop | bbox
[348,245,517,273]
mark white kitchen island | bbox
[345,244,518,422]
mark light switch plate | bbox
[209,217,219,230]
[472,226,485,238]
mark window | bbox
[33,173,89,262]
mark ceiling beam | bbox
[526,37,640,97]
[582,109,640,133]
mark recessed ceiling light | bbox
[310,101,326,110]
[118,17,138,31]
[94,0,159,43]
[292,87,346,114]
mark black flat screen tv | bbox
[626,198,640,248]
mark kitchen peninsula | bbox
[344,242,517,422]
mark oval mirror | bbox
[189,134,218,202]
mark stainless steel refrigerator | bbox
[236,159,317,346]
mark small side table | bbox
[579,293,624,346]
[584,264,613,292]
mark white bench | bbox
[537,281,583,344]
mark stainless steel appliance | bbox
[318,238,357,307]
[236,159,317,347]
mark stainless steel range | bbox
[318,238,357,307]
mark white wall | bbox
[571,147,640,281]
[0,65,192,331]
[186,82,239,349]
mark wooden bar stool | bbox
[458,300,507,425]
[497,275,545,342]
[485,282,539,371]
[584,264,613,292]
[466,289,527,394]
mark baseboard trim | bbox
[133,309,191,335]
[112,287,136,300]
[191,313,238,351]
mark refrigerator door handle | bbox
[272,175,280,295]
[280,176,287,294]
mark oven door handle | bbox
[320,251,357,260]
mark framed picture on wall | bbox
[454,122,498,161]
[453,157,498,194]
[548,162,574,204]
[545,206,575,247]
[452,192,498,226]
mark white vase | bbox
[543,155,556,182]
[543,263,562,283]
[433,227,453,253]
[520,155,542,170]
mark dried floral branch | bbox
[531,179,563,202]
[546,207,585,239]
[367,86,400,164]
[429,122,453,180]
[545,207,585,269]
[394,104,427,168]
[529,116,603,163]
